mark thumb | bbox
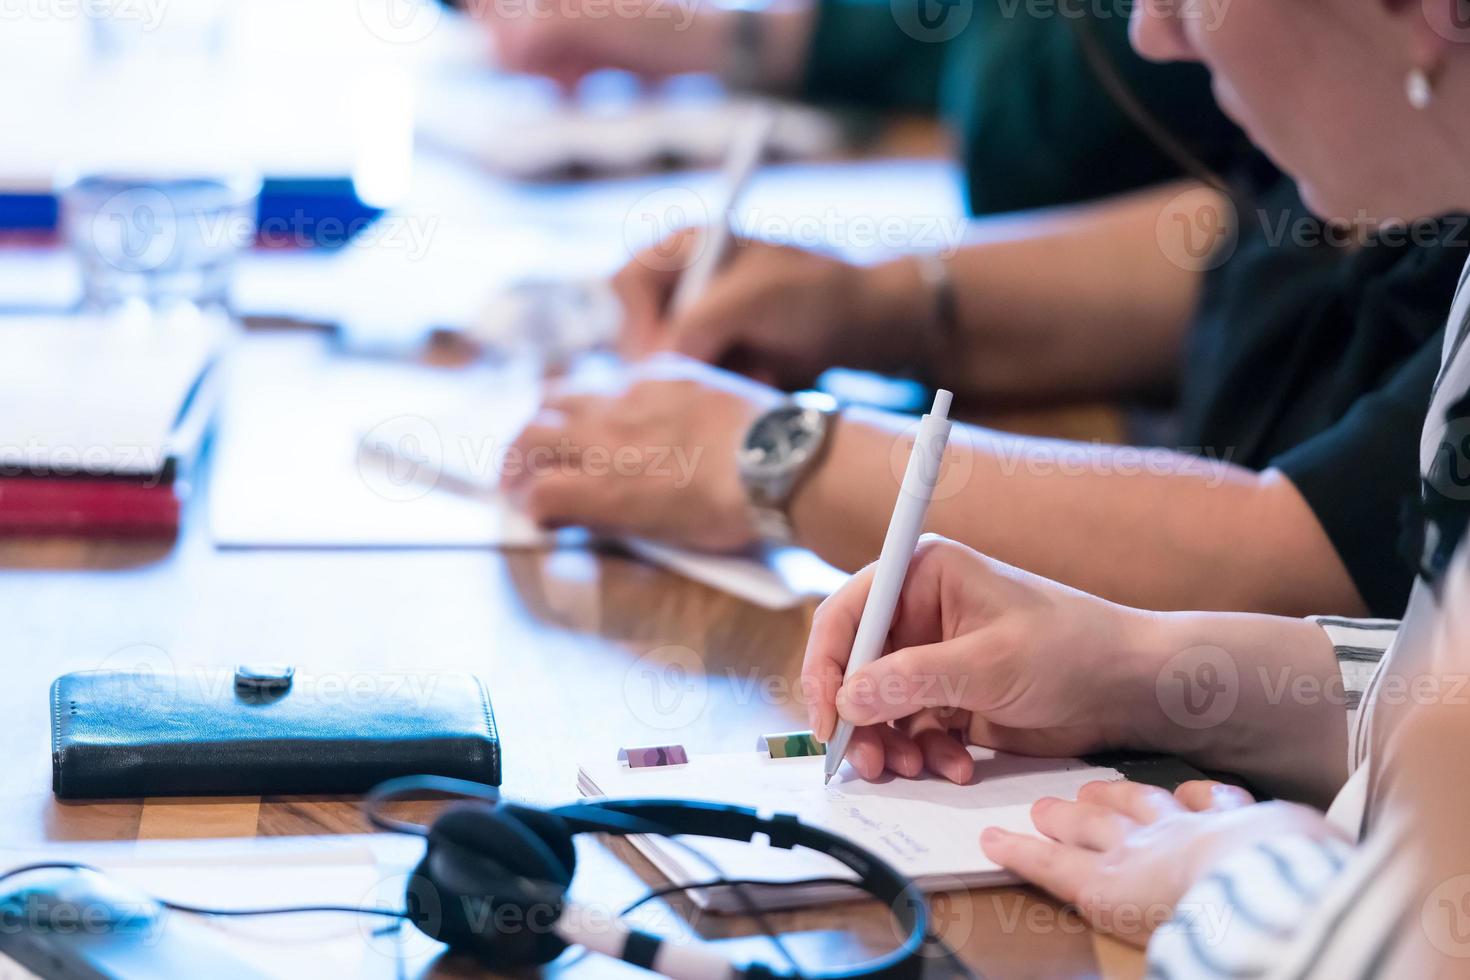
[665,252,763,366]
[835,639,978,727]
[614,228,701,360]
[664,307,732,366]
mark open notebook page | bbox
[210,334,846,608]
[579,748,1121,912]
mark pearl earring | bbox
[1407,66,1435,110]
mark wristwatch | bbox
[738,391,840,543]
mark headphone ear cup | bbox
[432,802,576,885]
[494,804,577,884]
[404,803,574,970]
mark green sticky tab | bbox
[761,731,826,758]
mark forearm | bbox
[790,410,1366,616]
[1126,611,1351,806]
[864,183,1215,404]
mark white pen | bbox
[824,389,954,785]
[666,106,776,316]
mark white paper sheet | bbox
[0,313,218,477]
[579,749,1122,911]
[209,335,846,608]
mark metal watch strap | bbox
[750,501,796,543]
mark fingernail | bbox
[980,827,1008,846]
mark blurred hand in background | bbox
[502,355,780,550]
[467,0,815,91]
[614,227,930,390]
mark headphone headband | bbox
[366,778,930,980]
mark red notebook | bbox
[0,477,179,537]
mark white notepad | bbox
[209,334,848,608]
[0,314,219,478]
[578,747,1122,912]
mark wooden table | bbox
[0,414,1141,979]
[0,102,1145,976]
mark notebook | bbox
[0,313,219,537]
[0,314,219,479]
[209,334,848,608]
[578,745,1124,912]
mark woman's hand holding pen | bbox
[803,534,1353,803]
[801,535,1167,783]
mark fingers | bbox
[802,537,970,741]
[510,471,611,530]
[663,269,752,366]
[502,417,577,493]
[877,725,923,779]
[802,563,879,741]
[613,228,701,360]
[842,726,887,781]
[914,728,975,785]
[502,412,611,529]
[1173,780,1256,812]
[1031,798,1136,852]
[833,722,970,785]
[541,391,602,417]
[835,639,975,727]
[1077,780,1185,824]
[980,828,1096,907]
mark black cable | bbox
[363,774,503,837]
[660,836,806,977]
[157,900,408,920]
[0,862,100,887]
[5,860,985,977]
[619,875,863,916]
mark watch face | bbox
[742,406,820,476]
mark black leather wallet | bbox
[51,668,501,800]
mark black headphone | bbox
[365,776,931,979]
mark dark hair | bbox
[1069,16,1235,199]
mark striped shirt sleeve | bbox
[1146,822,1414,979]
[1145,833,1354,978]
[1307,615,1398,769]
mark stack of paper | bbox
[0,313,219,536]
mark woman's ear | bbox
[1403,0,1469,59]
